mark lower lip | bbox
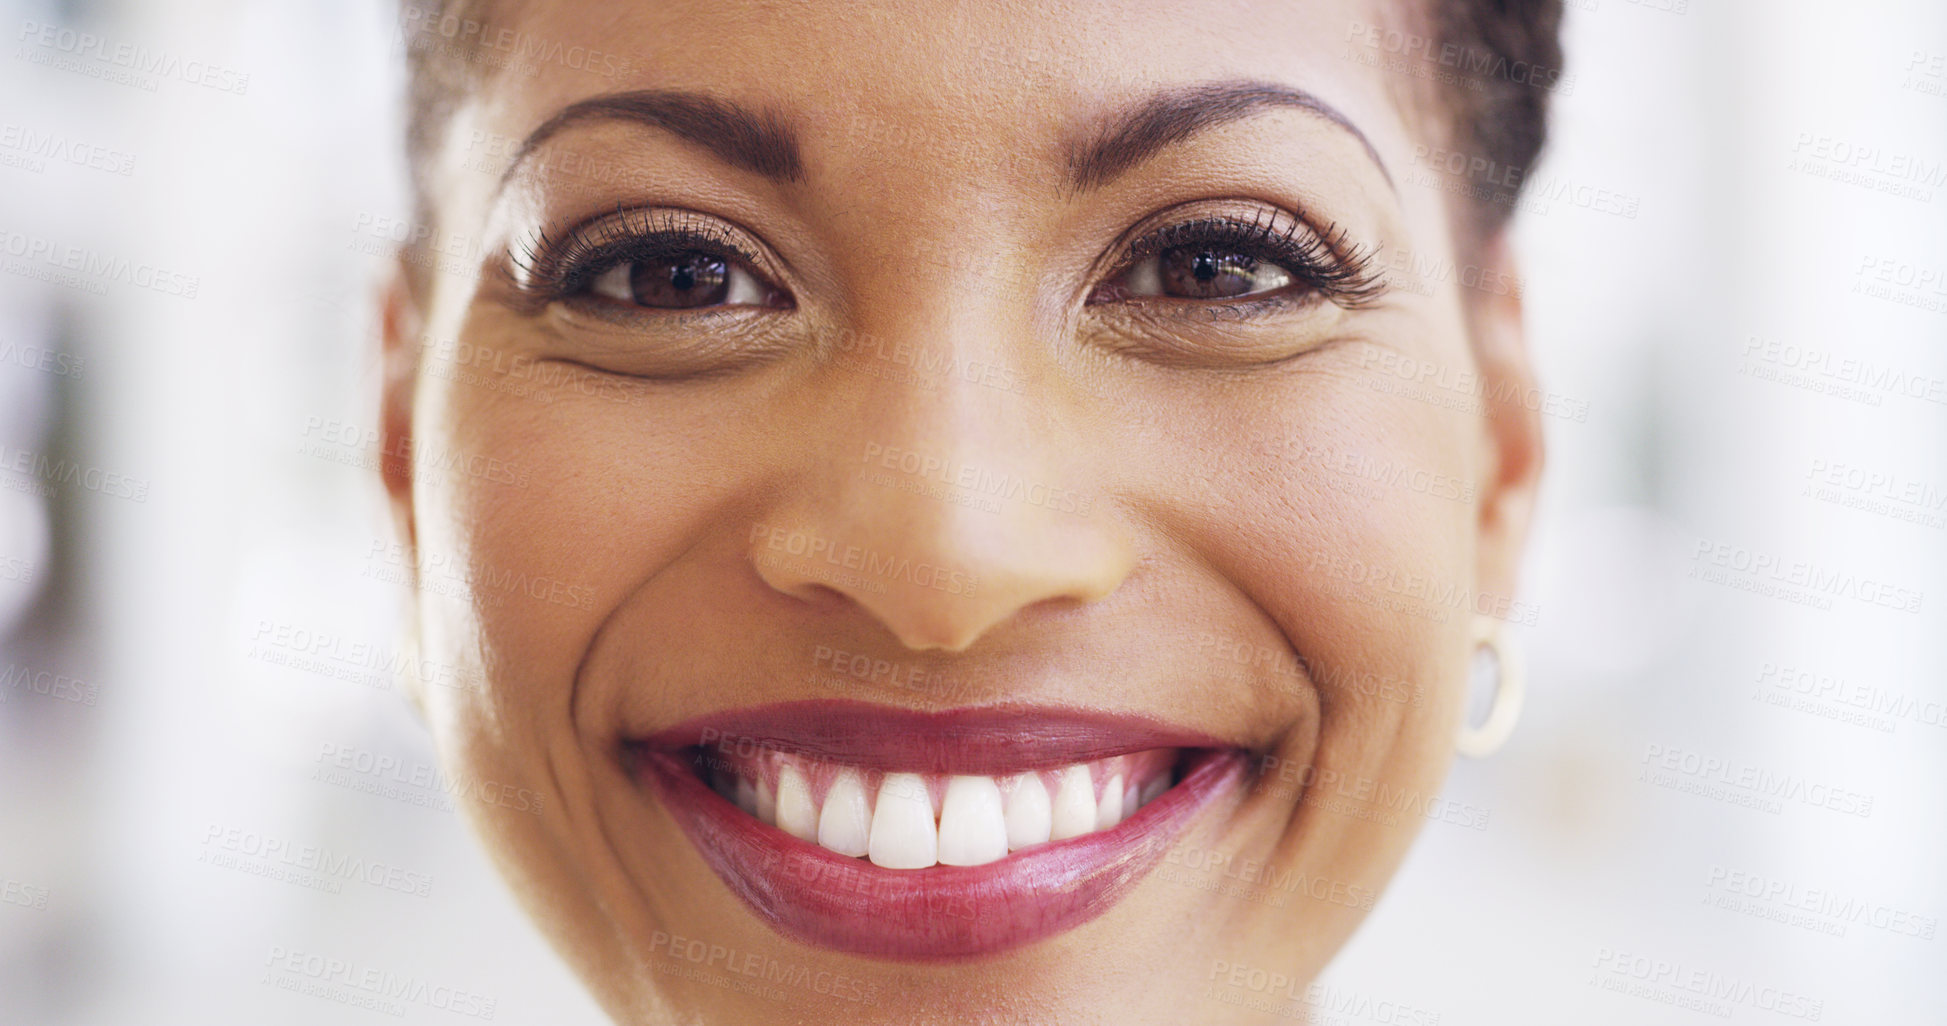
[633,747,1249,961]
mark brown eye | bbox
[1117,247,1295,301]
[589,251,776,309]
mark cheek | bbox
[1157,354,1474,618]
[406,346,705,751]
[1137,351,1478,749]
[1177,363,1482,919]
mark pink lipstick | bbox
[628,701,1250,960]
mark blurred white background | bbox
[0,0,1941,1023]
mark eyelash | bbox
[504,206,1384,312]
[506,207,774,307]
[1103,210,1385,309]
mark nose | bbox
[748,328,1134,653]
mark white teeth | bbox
[1050,765,1097,841]
[1002,774,1053,851]
[937,776,1009,866]
[755,778,777,826]
[776,764,819,842]
[717,752,1179,866]
[1096,773,1125,830]
[868,773,938,869]
[817,769,872,857]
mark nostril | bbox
[790,582,852,607]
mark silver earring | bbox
[1456,616,1524,758]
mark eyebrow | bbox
[1066,80,1393,192]
[502,80,1389,196]
[504,90,803,186]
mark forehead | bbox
[468,0,1423,175]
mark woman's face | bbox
[383,0,1541,1021]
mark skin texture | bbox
[379,1,1544,1022]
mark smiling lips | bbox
[705,747,1180,868]
[630,701,1250,960]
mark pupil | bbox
[630,251,730,308]
[1159,247,1259,299]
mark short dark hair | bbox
[398,0,1563,254]
[1427,0,1567,239]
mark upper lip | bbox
[634,700,1236,774]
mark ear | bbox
[379,262,429,716]
[1466,233,1545,608]
[379,261,421,553]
